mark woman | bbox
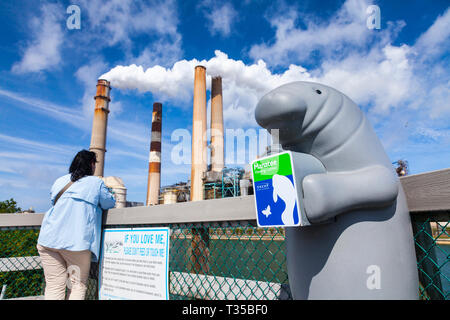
[37,150,116,300]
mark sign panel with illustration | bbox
[98,227,170,300]
[251,151,301,227]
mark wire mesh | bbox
[411,212,450,300]
[0,212,448,300]
[104,221,292,300]
[0,226,44,299]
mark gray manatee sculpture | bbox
[255,81,419,299]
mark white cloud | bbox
[410,8,450,120]
[200,1,238,37]
[100,43,417,128]
[248,0,374,66]
[12,3,65,73]
[76,0,183,67]
[0,134,81,209]
[318,44,416,114]
[77,0,180,47]
[0,87,87,130]
[0,86,149,153]
[0,133,82,156]
[132,34,183,68]
[414,8,450,60]
[98,0,423,129]
[12,0,183,74]
[99,1,450,177]
[245,0,449,127]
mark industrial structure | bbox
[88,79,132,208]
[190,65,208,202]
[209,76,225,176]
[146,102,163,206]
[89,79,111,177]
[88,66,254,208]
[161,65,252,204]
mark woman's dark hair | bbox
[69,150,97,182]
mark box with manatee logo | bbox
[251,151,302,227]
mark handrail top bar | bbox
[0,196,256,228]
[104,196,256,225]
[1,167,449,228]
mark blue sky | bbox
[0,0,449,212]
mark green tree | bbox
[0,198,21,213]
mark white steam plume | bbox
[99,50,313,127]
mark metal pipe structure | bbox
[190,66,207,202]
[210,76,224,173]
[89,79,111,177]
[146,102,162,206]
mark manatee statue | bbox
[255,81,419,299]
[272,174,297,225]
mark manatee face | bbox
[255,81,330,147]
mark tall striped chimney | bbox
[190,66,207,202]
[146,102,162,206]
[89,79,111,177]
[210,76,224,173]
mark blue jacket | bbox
[38,174,116,261]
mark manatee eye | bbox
[315,89,322,94]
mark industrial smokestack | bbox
[190,65,207,202]
[89,79,111,177]
[210,76,224,173]
[146,102,162,206]
[190,67,209,276]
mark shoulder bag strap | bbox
[54,181,74,205]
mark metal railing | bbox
[0,201,291,300]
[0,168,449,300]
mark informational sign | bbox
[251,151,301,227]
[98,227,170,300]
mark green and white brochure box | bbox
[251,151,326,228]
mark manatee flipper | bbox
[302,165,399,224]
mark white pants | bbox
[37,244,91,300]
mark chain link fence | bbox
[0,213,449,300]
[92,221,291,300]
[0,226,44,299]
[411,211,450,300]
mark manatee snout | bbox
[255,88,307,141]
[255,81,329,146]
